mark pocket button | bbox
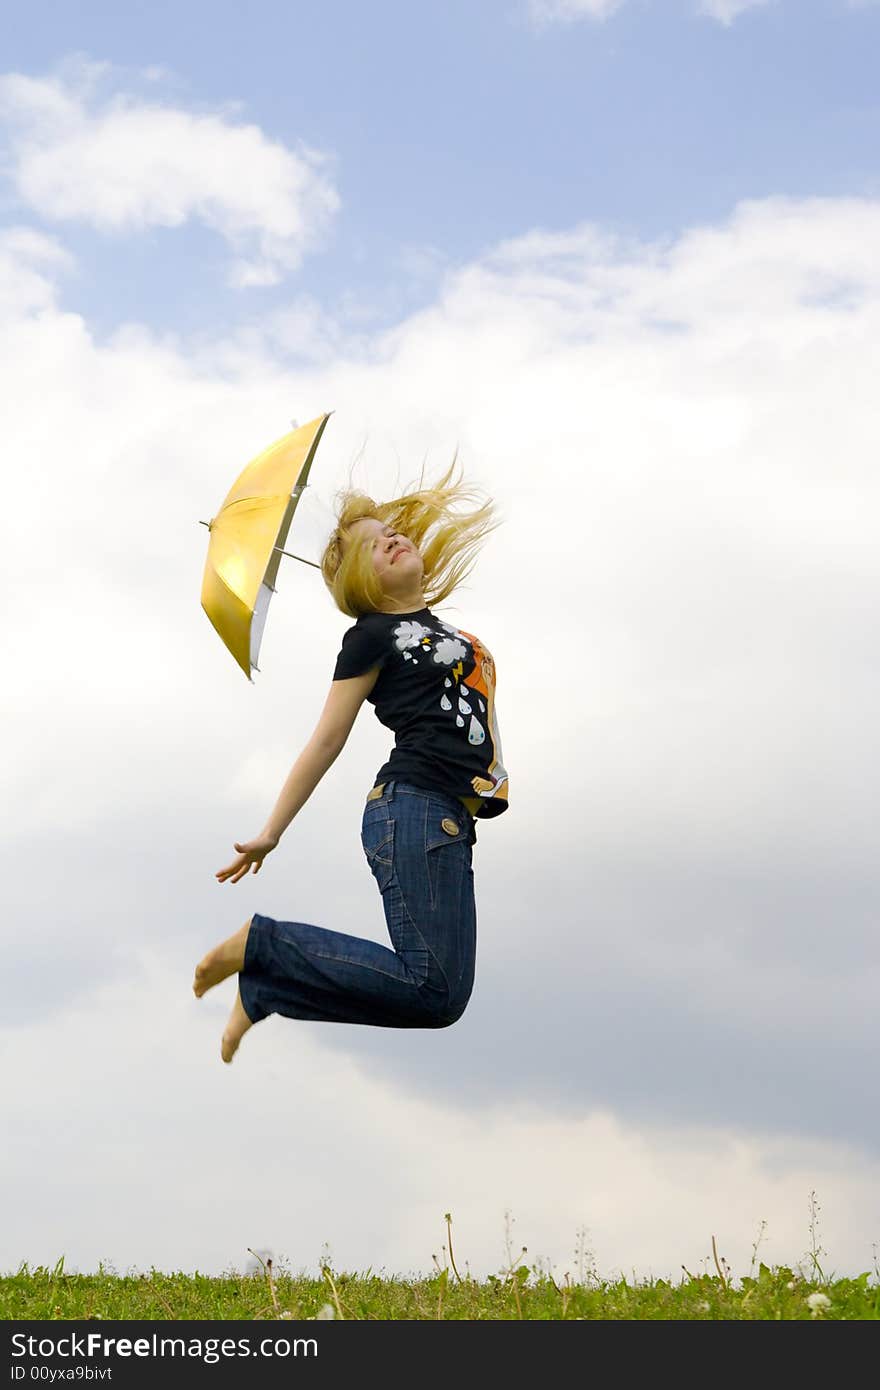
[441,818,460,836]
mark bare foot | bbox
[193,919,252,998]
[221,989,254,1064]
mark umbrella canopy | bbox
[200,412,331,679]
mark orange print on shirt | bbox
[460,629,493,700]
[459,628,507,798]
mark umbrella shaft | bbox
[274,546,321,569]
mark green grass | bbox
[4,1204,879,1321]
[2,1260,878,1321]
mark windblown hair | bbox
[321,454,499,618]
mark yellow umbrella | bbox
[200,412,332,680]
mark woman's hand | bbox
[215,830,279,884]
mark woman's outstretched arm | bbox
[215,665,381,885]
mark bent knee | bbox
[425,992,471,1029]
[436,1009,464,1029]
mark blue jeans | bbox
[238,780,477,1029]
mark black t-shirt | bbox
[332,607,509,818]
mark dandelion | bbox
[315,1303,336,1320]
[807,1291,831,1318]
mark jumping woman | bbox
[193,459,509,1062]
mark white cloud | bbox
[697,0,776,24]
[2,191,880,1274]
[527,0,626,26]
[0,58,339,287]
[0,224,74,316]
[526,0,780,26]
[1,954,877,1279]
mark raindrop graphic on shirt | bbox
[440,694,452,711]
[468,716,485,746]
[478,699,485,713]
[444,677,452,687]
[456,715,464,728]
[458,695,472,714]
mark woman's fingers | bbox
[216,839,272,883]
[216,856,247,882]
[219,857,261,883]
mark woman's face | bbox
[346,517,425,599]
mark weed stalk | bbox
[444,1213,462,1284]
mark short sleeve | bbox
[332,620,388,681]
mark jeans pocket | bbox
[424,812,471,910]
[361,810,395,892]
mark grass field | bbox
[4,1203,878,1321]
[3,1258,878,1320]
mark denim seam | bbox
[306,949,422,986]
[238,976,267,1025]
[423,806,469,913]
[392,781,476,822]
[400,807,453,999]
[270,911,424,987]
[382,869,433,988]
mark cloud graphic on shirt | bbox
[393,620,432,651]
[433,637,468,666]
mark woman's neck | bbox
[377,591,427,614]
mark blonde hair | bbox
[321,454,500,618]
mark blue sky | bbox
[4,0,880,342]
[2,0,880,1285]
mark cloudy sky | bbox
[2,0,879,1289]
